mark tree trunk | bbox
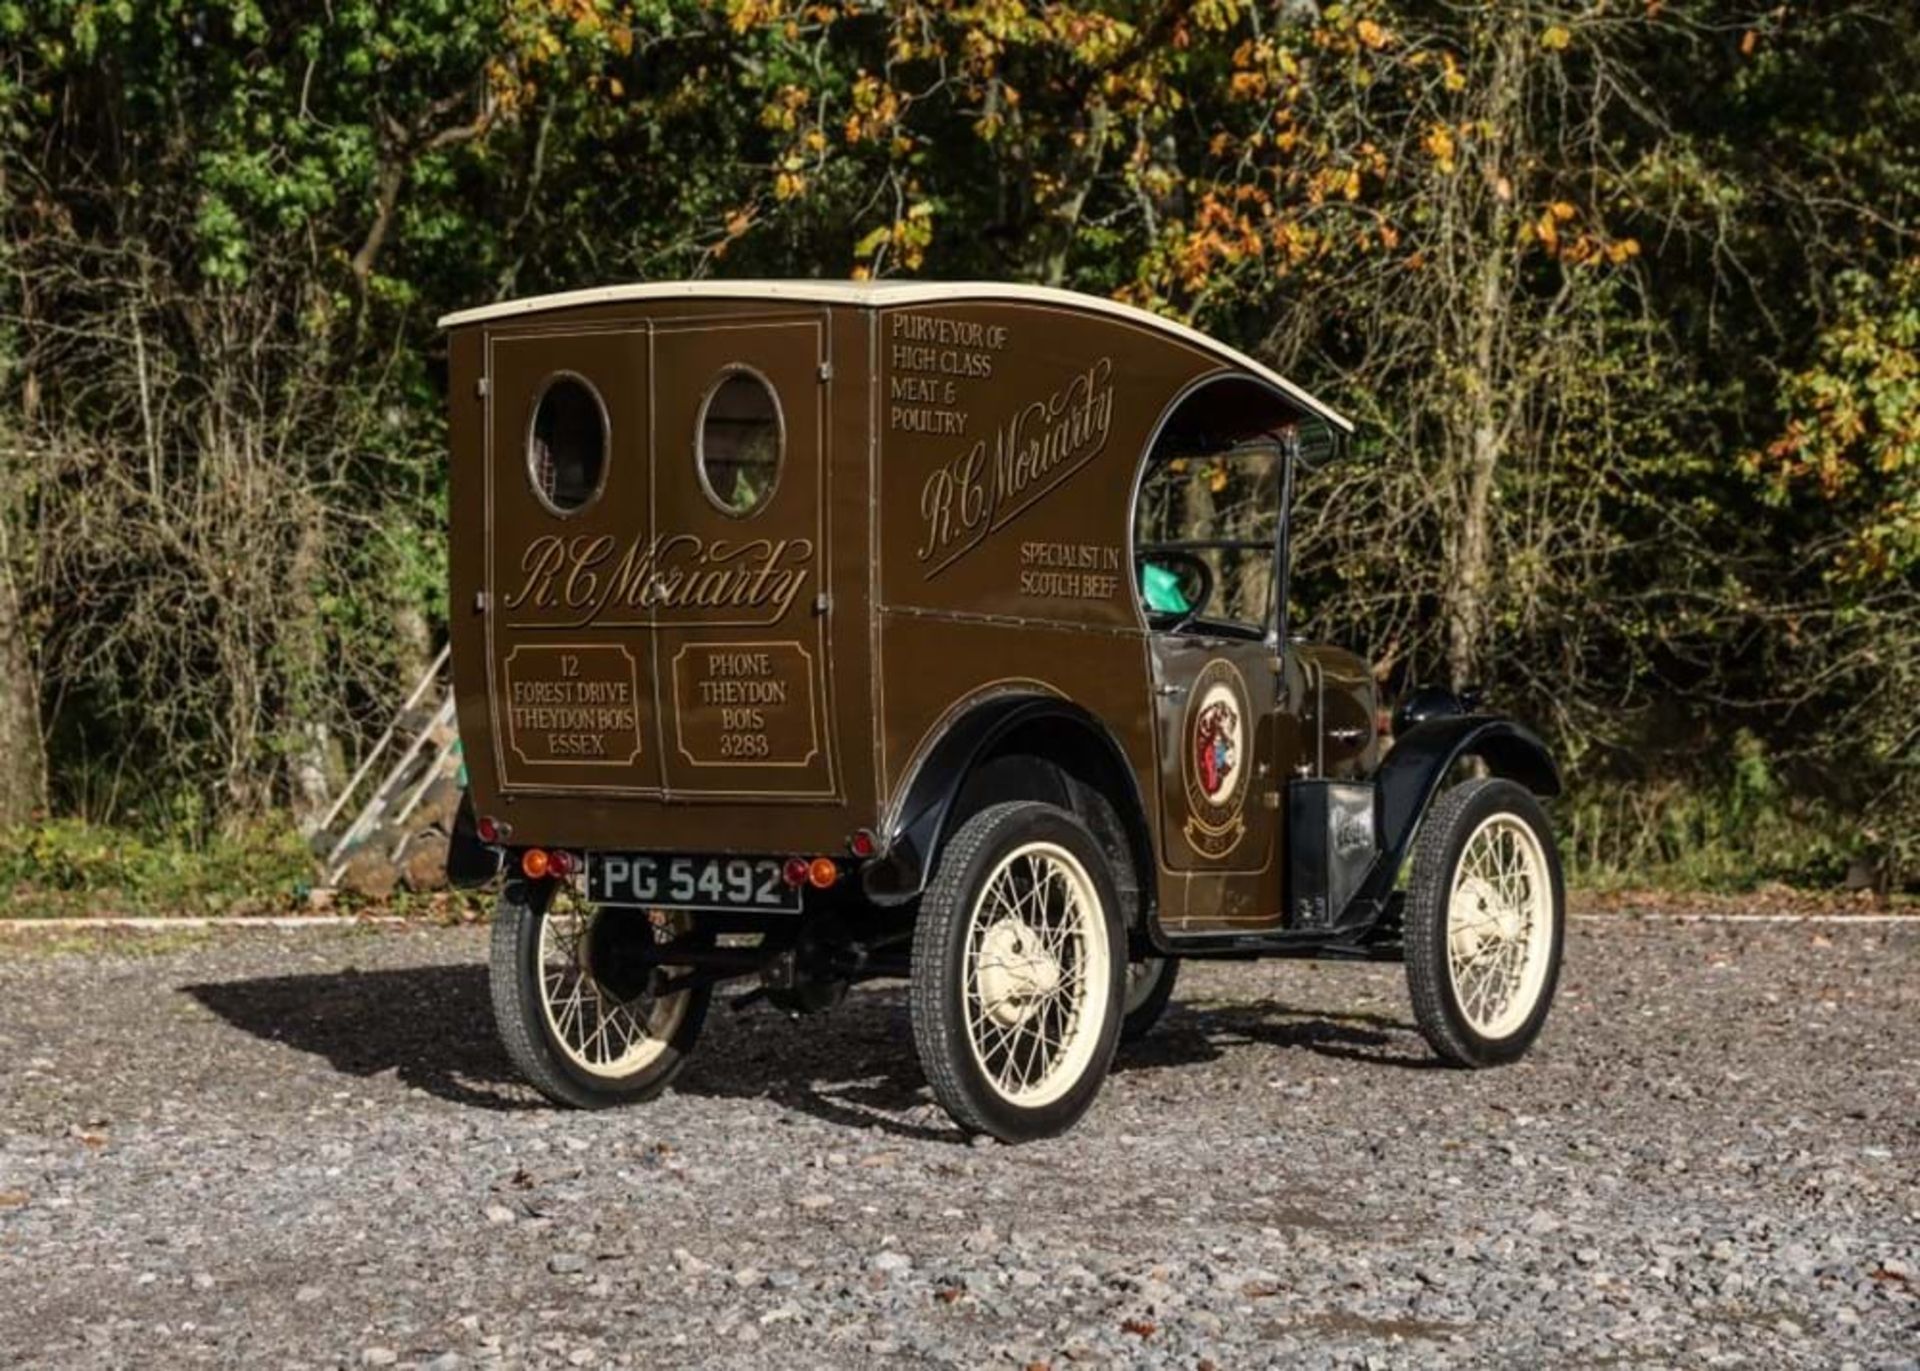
[1442,15,1526,689]
[1446,254,1509,687]
[1035,100,1110,288]
[284,508,337,835]
[391,599,434,699]
[0,435,47,824]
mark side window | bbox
[697,369,783,517]
[1136,440,1283,635]
[527,374,609,515]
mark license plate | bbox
[586,854,799,913]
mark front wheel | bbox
[910,801,1127,1142]
[490,877,711,1108]
[1404,778,1565,1067]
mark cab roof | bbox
[438,279,1353,435]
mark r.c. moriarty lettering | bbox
[916,358,1115,576]
[504,533,812,626]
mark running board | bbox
[1154,933,1404,963]
[1150,894,1402,961]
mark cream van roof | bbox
[438,279,1353,435]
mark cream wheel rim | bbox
[537,893,689,1079]
[963,841,1112,1108]
[1445,814,1554,1039]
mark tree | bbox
[0,0,1912,884]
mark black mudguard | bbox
[1342,715,1561,926]
[861,694,1150,909]
[446,791,503,889]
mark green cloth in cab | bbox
[1141,560,1191,614]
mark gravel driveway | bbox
[1,915,1914,1369]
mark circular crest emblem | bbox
[1181,658,1251,860]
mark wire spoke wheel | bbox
[1444,816,1553,1040]
[911,802,1126,1142]
[1405,778,1565,1068]
[535,887,689,1080]
[490,878,711,1108]
[962,842,1109,1108]
[1119,955,1179,1044]
[1124,958,1165,1015]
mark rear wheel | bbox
[910,801,1126,1142]
[1405,779,1565,1067]
[490,877,711,1108]
[1120,956,1179,1043]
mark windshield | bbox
[1136,440,1283,635]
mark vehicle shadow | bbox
[1122,997,1443,1073]
[183,966,1438,1137]
[184,964,544,1113]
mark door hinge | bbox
[474,591,490,614]
[1262,790,1281,811]
[817,362,833,382]
[475,376,490,399]
[813,592,832,614]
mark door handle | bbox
[1155,683,1186,699]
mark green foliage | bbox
[1565,733,1860,892]
[0,0,1913,893]
[0,817,312,916]
[1751,259,1920,584]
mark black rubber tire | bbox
[1405,778,1565,1068]
[489,877,711,1109]
[1119,957,1180,1044]
[910,801,1127,1142]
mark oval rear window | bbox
[527,374,607,514]
[697,370,782,517]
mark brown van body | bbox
[444,282,1553,945]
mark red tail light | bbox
[849,829,877,859]
[548,849,578,878]
[476,814,505,844]
[782,857,810,887]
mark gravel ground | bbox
[1,915,1914,1369]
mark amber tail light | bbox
[781,855,842,888]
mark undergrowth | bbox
[0,819,314,918]
[0,759,1902,922]
[1562,734,1899,893]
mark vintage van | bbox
[440,281,1565,1141]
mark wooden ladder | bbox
[321,646,457,886]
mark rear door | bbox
[479,309,837,804]
[483,324,661,797]
[648,312,837,800]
